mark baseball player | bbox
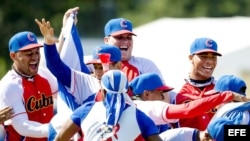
[0,31,58,141]
[207,101,250,141]
[129,73,249,131]
[205,75,249,141]
[175,37,223,131]
[35,16,126,140]
[55,70,162,141]
[103,18,165,82]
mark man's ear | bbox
[103,37,109,44]
[188,54,193,61]
[143,90,149,97]
[9,52,16,61]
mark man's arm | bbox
[11,114,48,137]
[54,119,80,141]
[35,18,72,87]
[166,91,247,119]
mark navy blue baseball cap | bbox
[129,73,173,95]
[104,18,136,37]
[9,31,43,52]
[190,37,222,56]
[86,44,121,64]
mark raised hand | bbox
[35,18,58,45]
[63,7,79,28]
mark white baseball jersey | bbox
[0,67,57,140]
[0,68,57,121]
[72,102,159,141]
[48,70,100,141]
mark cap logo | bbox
[27,32,35,41]
[205,39,213,48]
[120,19,128,29]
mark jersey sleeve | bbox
[0,80,26,118]
[44,44,100,105]
[134,100,178,125]
[166,91,233,119]
[44,44,72,87]
[71,102,94,126]
[136,109,159,138]
[69,70,100,104]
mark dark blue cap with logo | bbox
[9,31,43,52]
[104,18,136,37]
[190,37,222,56]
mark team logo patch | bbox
[27,32,35,41]
[205,39,213,48]
[120,19,128,29]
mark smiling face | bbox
[104,33,134,61]
[10,48,40,76]
[189,52,218,80]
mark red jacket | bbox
[175,82,217,130]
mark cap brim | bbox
[19,43,43,51]
[156,85,174,92]
[195,49,222,56]
[110,30,137,36]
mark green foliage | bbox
[0,0,250,77]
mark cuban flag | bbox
[60,13,89,73]
[57,13,90,112]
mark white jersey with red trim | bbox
[0,68,57,121]
[0,67,57,140]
